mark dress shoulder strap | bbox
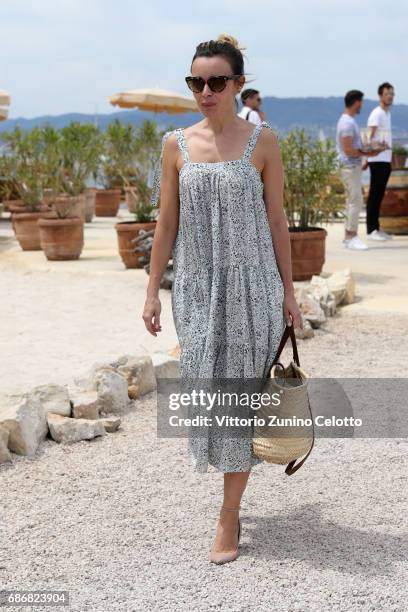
[242,121,269,161]
[175,128,189,163]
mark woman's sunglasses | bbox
[185,74,242,94]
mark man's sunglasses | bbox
[185,74,242,93]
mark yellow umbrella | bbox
[0,89,10,121]
[109,87,199,114]
[0,89,10,106]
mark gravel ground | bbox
[1,215,407,610]
[1,309,408,612]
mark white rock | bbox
[70,389,100,420]
[0,393,45,456]
[74,363,116,392]
[117,356,157,397]
[309,276,337,317]
[321,296,337,317]
[0,424,12,463]
[295,288,326,328]
[152,353,180,379]
[310,275,331,302]
[47,413,106,444]
[99,416,121,432]
[109,354,134,368]
[30,383,71,417]
[295,317,314,339]
[95,370,130,414]
[72,375,95,392]
[327,268,355,305]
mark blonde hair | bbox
[216,33,246,53]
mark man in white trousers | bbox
[336,90,380,250]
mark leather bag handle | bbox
[266,324,315,476]
[267,324,300,378]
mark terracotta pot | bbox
[289,227,327,281]
[38,215,84,260]
[95,188,121,217]
[3,199,25,213]
[9,202,28,231]
[13,209,49,250]
[84,188,96,222]
[115,221,156,268]
[391,153,407,170]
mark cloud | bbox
[1,0,407,117]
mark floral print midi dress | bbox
[151,121,285,473]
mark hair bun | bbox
[216,33,246,52]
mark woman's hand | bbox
[142,296,162,336]
[283,291,303,329]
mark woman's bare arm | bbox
[260,128,302,328]
[143,133,180,336]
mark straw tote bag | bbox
[252,324,314,476]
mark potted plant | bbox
[95,120,134,217]
[391,144,407,170]
[38,175,85,261]
[11,164,48,250]
[280,128,340,280]
[57,122,103,223]
[36,122,101,261]
[124,121,163,213]
[0,154,24,213]
[115,176,157,269]
[3,127,51,250]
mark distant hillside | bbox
[1,96,407,140]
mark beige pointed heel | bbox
[209,506,242,565]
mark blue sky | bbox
[1,0,407,118]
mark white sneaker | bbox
[367,230,387,241]
[344,236,369,250]
[377,229,393,240]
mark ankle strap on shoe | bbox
[221,505,240,512]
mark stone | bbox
[74,362,116,392]
[0,425,12,463]
[0,393,45,456]
[310,275,331,303]
[95,370,130,415]
[295,288,326,328]
[309,276,337,317]
[70,389,100,420]
[99,416,121,432]
[30,384,71,418]
[295,317,314,339]
[326,268,355,305]
[321,296,337,317]
[47,413,106,444]
[117,356,156,397]
[109,354,134,369]
[128,385,140,400]
[151,353,180,379]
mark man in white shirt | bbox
[336,90,379,250]
[366,82,394,241]
[237,89,263,125]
